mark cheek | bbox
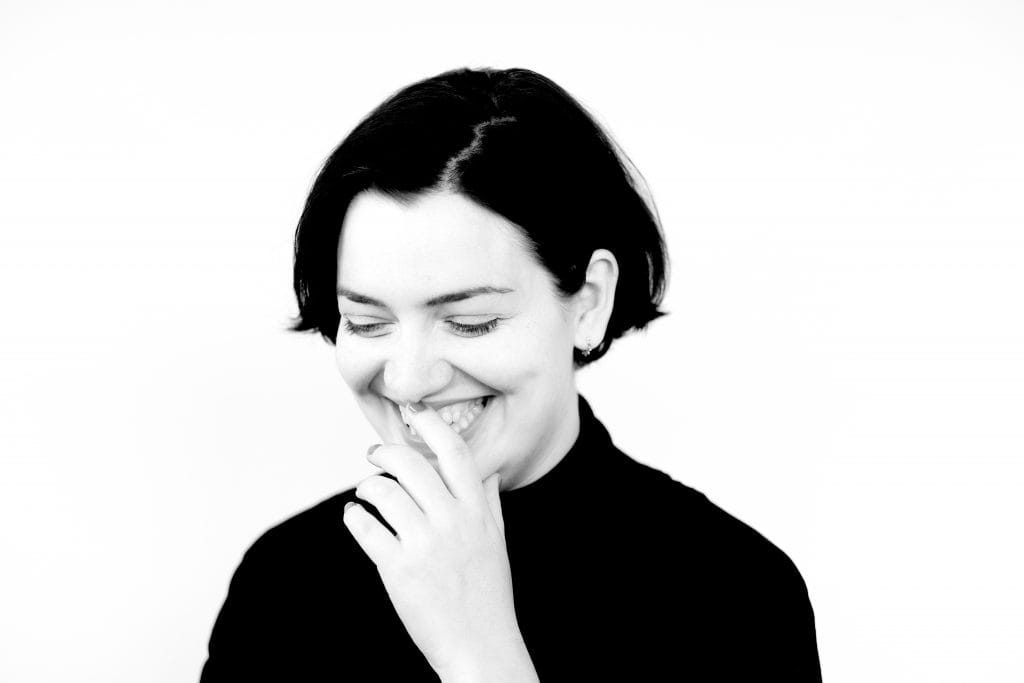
[483,324,565,389]
[334,343,379,390]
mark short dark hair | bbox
[288,66,669,368]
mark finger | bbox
[355,474,429,542]
[483,472,505,536]
[342,501,399,567]
[368,443,453,517]
[405,401,485,507]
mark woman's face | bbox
[335,190,584,491]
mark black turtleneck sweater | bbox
[200,395,822,681]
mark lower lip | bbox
[399,396,492,444]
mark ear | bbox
[572,248,619,350]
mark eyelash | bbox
[342,318,501,338]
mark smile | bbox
[397,396,492,438]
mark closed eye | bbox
[341,318,501,338]
[446,319,500,336]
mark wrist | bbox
[439,634,539,683]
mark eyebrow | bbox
[336,285,515,309]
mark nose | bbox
[382,334,454,405]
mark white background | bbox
[2,1,1022,681]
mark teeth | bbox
[399,397,487,437]
[451,408,479,435]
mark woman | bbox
[200,67,822,681]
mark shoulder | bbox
[202,487,390,679]
[615,452,810,594]
[677,476,801,571]
[623,458,819,661]
[236,487,364,575]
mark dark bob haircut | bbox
[289,66,669,368]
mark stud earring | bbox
[581,337,594,357]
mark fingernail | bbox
[366,443,381,458]
[405,401,425,414]
[344,501,357,512]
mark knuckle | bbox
[372,444,418,469]
[393,445,425,465]
[354,475,374,496]
[368,443,393,465]
[356,474,396,499]
[376,446,404,466]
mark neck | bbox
[504,389,581,492]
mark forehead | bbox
[337,191,534,287]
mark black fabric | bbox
[200,394,822,681]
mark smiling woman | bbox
[199,67,822,682]
[332,190,611,488]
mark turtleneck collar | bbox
[499,393,617,509]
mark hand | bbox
[342,401,537,681]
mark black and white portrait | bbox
[2,2,1021,682]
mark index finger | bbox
[404,401,485,507]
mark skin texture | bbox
[336,189,618,680]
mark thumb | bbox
[483,472,505,536]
